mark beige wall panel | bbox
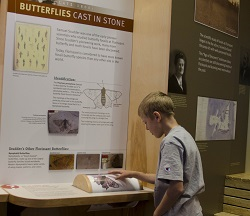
[0,0,7,120]
[126,0,172,188]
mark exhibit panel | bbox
[0,0,8,119]
[1,0,250,215]
[0,0,134,184]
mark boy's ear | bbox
[153,111,161,121]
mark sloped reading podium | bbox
[73,174,143,193]
[73,174,146,211]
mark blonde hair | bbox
[138,91,175,119]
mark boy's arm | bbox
[108,170,156,184]
[153,180,184,216]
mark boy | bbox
[110,91,205,216]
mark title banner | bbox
[8,0,134,32]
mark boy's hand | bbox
[108,170,135,180]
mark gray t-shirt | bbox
[155,126,205,216]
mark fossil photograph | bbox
[14,22,50,73]
[101,153,123,169]
[48,110,79,134]
[49,154,74,170]
[76,154,100,169]
[195,0,240,37]
[195,97,237,141]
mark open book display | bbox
[73,174,143,193]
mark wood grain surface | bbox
[126,0,172,189]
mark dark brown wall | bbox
[169,0,250,215]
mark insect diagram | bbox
[93,175,119,190]
[83,82,122,109]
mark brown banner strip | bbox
[8,0,133,32]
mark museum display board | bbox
[1,0,250,215]
[0,0,134,184]
[168,0,250,215]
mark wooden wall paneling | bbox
[223,204,250,216]
[224,195,250,209]
[225,173,250,190]
[224,187,250,200]
[0,0,7,121]
[126,0,172,188]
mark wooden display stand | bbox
[0,187,8,204]
[2,183,153,216]
[0,187,8,216]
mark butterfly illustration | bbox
[94,175,119,190]
[83,83,122,109]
